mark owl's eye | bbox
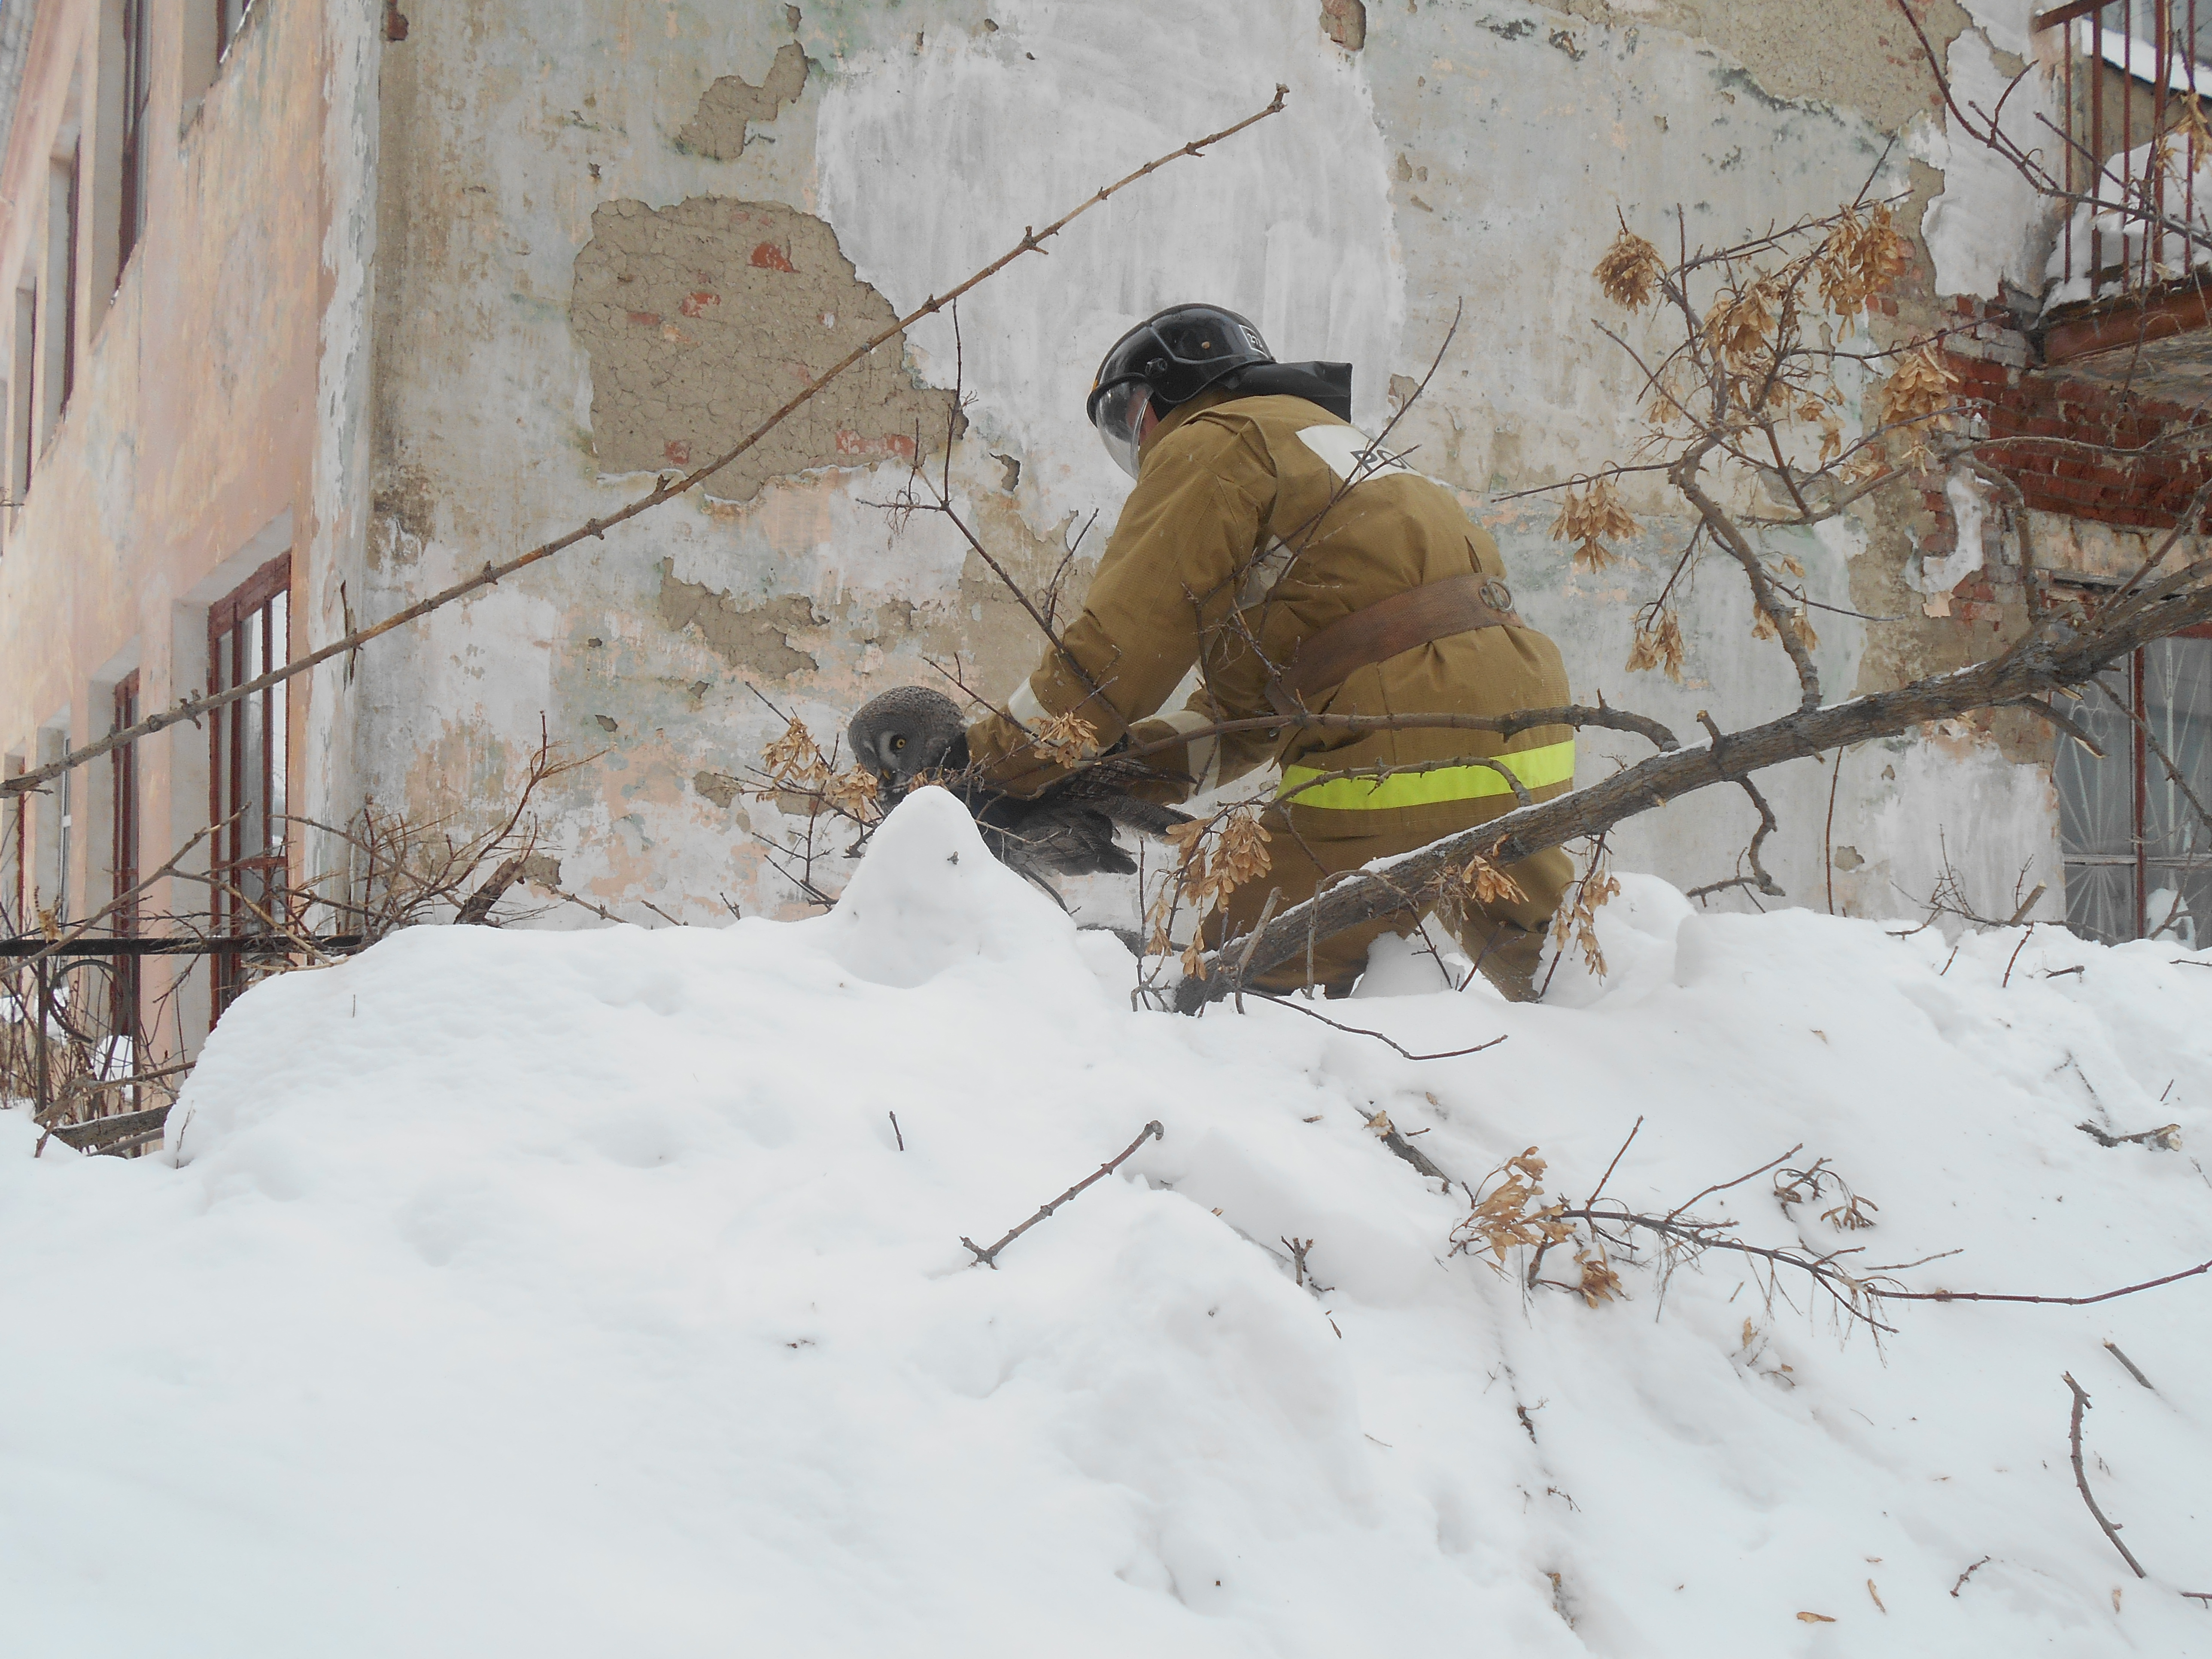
[890,735,907,752]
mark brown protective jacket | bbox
[967,387,1575,848]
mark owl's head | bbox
[846,684,966,793]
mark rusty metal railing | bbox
[2042,1,2212,305]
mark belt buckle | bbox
[1478,577,1516,615]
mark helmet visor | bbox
[1092,378,1153,479]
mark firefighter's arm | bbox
[967,417,1274,795]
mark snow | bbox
[6,787,2212,1654]
[2082,18,2212,101]
[2044,126,2212,306]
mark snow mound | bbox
[6,796,2212,1655]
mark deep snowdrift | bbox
[6,789,2211,1656]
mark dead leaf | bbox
[1796,1611,1836,1623]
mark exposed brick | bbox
[1941,345,2212,532]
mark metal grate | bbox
[2042,2,2212,305]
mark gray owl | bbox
[846,685,1191,889]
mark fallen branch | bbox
[1175,582,2212,1010]
[2103,1340,2154,1392]
[1556,1201,1896,1332]
[1880,1256,2212,1308]
[40,1104,171,1153]
[960,1120,1164,1268]
[2076,1120,2182,1150]
[2063,1372,2147,1580]
[0,88,1293,803]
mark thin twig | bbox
[1665,1144,1802,1224]
[2063,1372,2147,1579]
[960,1120,1165,1268]
[2103,1340,2154,1391]
[1884,1256,2211,1307]
[1247,991,1510,1062]
[1586,1115,1644,1209]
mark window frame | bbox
[2057,619,2212,942]
[118,0,151,277]
[207,553,290,1017]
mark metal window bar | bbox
[109,672,140,1079]
[2040,2,2212,301]
[2058,625,2212,942]
[3,933,361,1153]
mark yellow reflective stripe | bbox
[1277,739,1576,811]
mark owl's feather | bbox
[846,686,1193,893]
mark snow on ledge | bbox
[3,855,2209,1653]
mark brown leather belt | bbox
[1269,572,1521,713]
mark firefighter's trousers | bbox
[1203,802,1574,1002]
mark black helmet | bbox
[1085,304,1272,477]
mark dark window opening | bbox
[118,0,150,276]
[2057,630,2212,945]
[218,0,255,63]
[60,143,78,413]
[14,286,33,494]
[6,756,25,933]
[208,554,289,1018]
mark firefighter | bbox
[964,302,1575,1000]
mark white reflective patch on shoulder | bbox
[1297,424,1414,486]
[1006,677,1049,729]
[1155,707,1213,737]
[1153,707,1219,791]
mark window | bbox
[109,672,140,1049]
[5,754,24,934]
[11,285,32,495]
[35,723,73,925]
[2057,632,2212,945]
[207,555,288,1015]
[41,144,79,440]
[217,0,256,64]
[118,0,150,275]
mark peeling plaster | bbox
[677,41,809,159]
[656,563,821,678]
[570,196,954,499]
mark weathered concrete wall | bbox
[351,0,2067,934]
[0,0,2021,966]
[0,0,379,1048]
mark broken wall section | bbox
[571,196,955,499]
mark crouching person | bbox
[965,303,1576,1000]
